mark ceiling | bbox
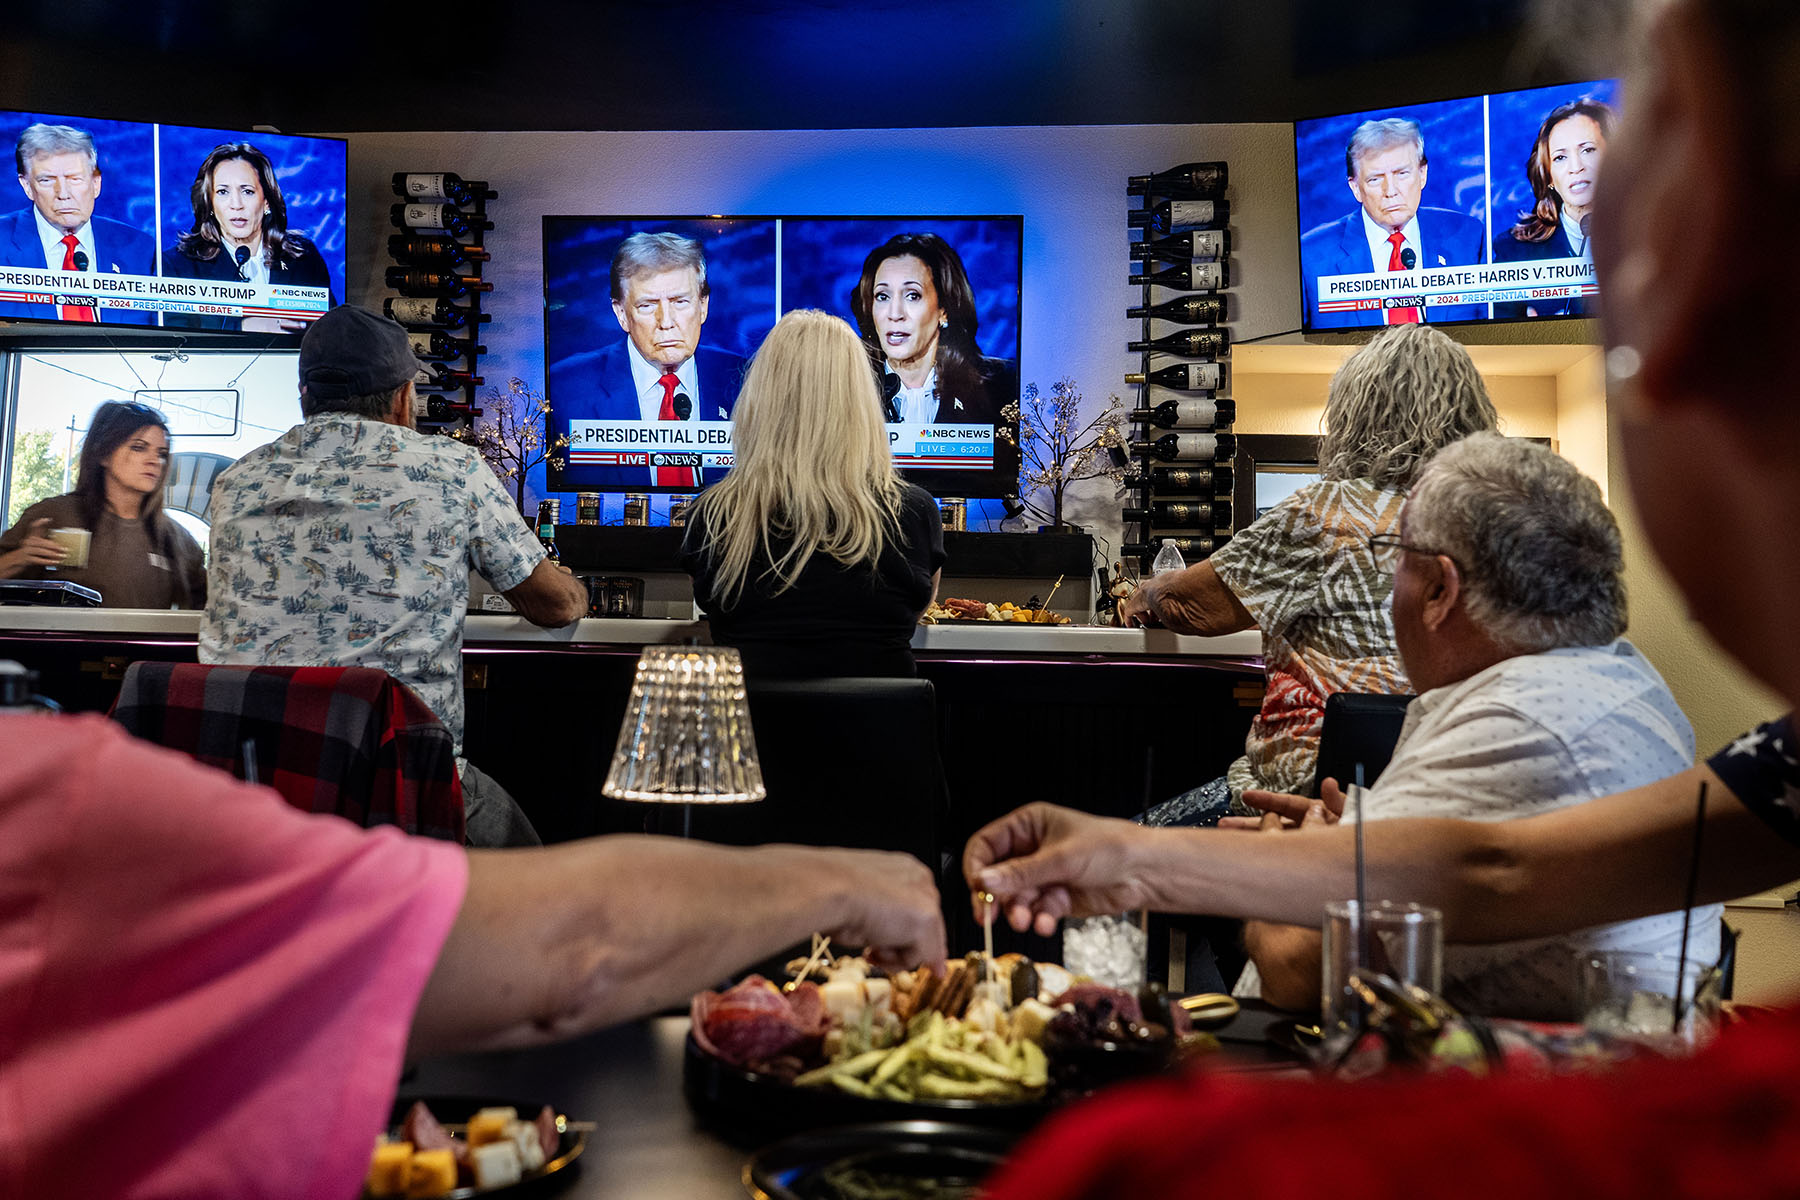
[0,0,1552,134]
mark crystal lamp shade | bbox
[601,645,766,804]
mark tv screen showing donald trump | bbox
[1295,78,1619,331]
[0,108,345,334]
[543,214,1022,497]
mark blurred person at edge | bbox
[970,4,1800,1197]
[0,401,204,608]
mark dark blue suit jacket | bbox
[553,340,747,489]
[1299,206,1486,330]
[1490,226,1593,319]
[0,208,156,325]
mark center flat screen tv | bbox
[543,215,1023,498]
[1295,77,1619,331]
[0,107,345,333]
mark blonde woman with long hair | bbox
[678,309,946,678]
[1121,323,1498,816]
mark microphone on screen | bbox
[672,392,692,421]
[879,372,902,423]
[1400,247,1416,270]
[71,250,89,271]
[234,246,251,278]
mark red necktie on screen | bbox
[58,234,96,322]
[655,372,693,487]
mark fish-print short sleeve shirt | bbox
[1208,478,1410,797]
[199,414,544,754]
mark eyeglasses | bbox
[1367,532,1461,573]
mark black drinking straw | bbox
[1354,763,1369,969]
[1672,779,1709,1032]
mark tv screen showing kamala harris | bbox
[0,108,345,332]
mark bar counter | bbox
[0,609,1264,889]
[0,606,1263,659]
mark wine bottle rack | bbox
[1124,162,1236,570]
[386,174,497,432]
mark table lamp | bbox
[601,645,766,808]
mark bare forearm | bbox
[1242,921,1321,1011]
[1132,765,1800,941]
[1143,562,1254,636]
[409,838,916,1057]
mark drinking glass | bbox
[1320,900,1443,1054]
[1063,911,1147,990]
[1581,950,1720,1048]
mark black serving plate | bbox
[744,1121,1017,1200]
[377,1094,586,1198]
[682,1036,1052,1146]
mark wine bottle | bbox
[385,267,495,298]
[1127,161,1228,199]
[535,500,561,563]
[407,330,487,360]
[387,235,490,266]
[1128,199,1230,233]
[1127,263,1229,294]
[413,394,482,423]
[383,296,492,329]
[1131,432,1237,462]
[1127,291,1225,323]
[1122,500,1232,528]
[391,172,492,206]
[414,364,484,390]
[1127,329,1231,357]
[389,203,493,239]
[1122,536,1216,558]
[1127,398,1236,429]
[1125,362,1227,392]
[1124,463,1234,493]
[1129,230,1231,261]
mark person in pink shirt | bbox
[0,712,944,1198]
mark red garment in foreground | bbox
[982,1010,1800,1200]
[0,713,468,1200]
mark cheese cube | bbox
[404,1148,456,1197]
[471,1140,524,1189]
[509,1118,547,1172]
[365,1140,412,1197]
[466,1106,517,1146]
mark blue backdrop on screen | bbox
[779,218,1022,360]
[0,111,156,236]
[1486,79,1620,250]
[544,217,779,380]
[155,124,348,305]
[1295,96,1488,241]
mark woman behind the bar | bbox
[162,142,335,334]
[678,309,945,678]
[849,232,1013,427]
[0,400,205,608]
[1492,96,1613,318]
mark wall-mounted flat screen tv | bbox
[0,108,345,333]
[543,214,1022,498]
[1295,78,1619,331]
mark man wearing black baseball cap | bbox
[200,304,588,845]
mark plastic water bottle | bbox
[1151,539,1187,576]
[0,660,60,711]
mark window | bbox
[2,347,300,540]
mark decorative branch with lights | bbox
[999,378,1128,530]
[453,377,568,514]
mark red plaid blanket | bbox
[110,663,464,842]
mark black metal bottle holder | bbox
[1125,172,1234,570]
[387,180,496,431]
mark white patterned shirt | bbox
[199,414,544,754]
[1351,639,1719,1020]
[1210,479,1411,798]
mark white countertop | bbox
[0,608,1263,660]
